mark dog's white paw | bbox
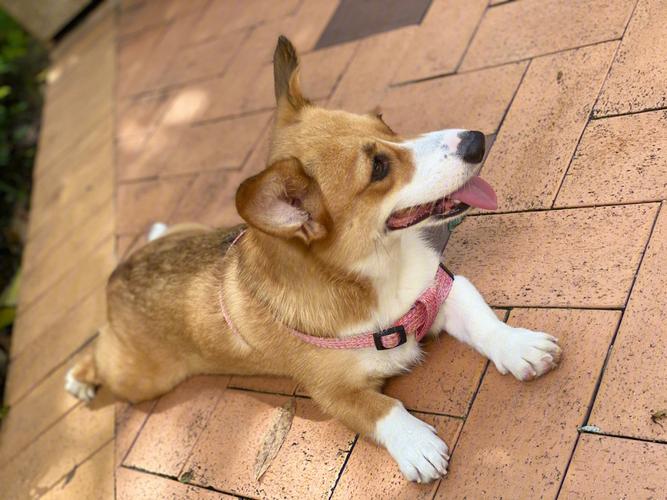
[375,404,449,483]
[65,368,97,403]
[489,324,561,381]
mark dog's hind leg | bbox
[65,349,101,403]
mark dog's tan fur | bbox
[71,38,427,437]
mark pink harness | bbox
[219,230,455,351]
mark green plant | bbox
[0,9,47,292]
[0,10,47,403]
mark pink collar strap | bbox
[219,230,455,351]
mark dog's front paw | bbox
[489,324,561,381]
[375,405,449,482]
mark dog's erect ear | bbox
[236,158,327,244]
[273,36,310,120]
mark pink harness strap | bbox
[219,230,454,351]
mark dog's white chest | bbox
[346,231,442,378]
[354,338,423,378]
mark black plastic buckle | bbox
[439,263,455,280]
[373,325,407,350]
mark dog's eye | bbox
[371,154,390,182]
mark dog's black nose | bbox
[457,131,485,164]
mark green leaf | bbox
[0,307,14,329]
[0,269,20,307]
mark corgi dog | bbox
[66,36,561,482]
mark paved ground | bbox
[1,0,666,498]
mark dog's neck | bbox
[235,228,376,337]
[233,225,445,339]
[341,226,443,337]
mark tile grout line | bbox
[235,111,274,174]
[577,429,667,447]
[458,310,509,428]
[549,53,622,208]
[591,104,667,121]
[468,199,663,218]
[551,0,640,208]
[0,402,82,470]
[120,463,261,499]
[408,408,466,420]
[172,378,231,479]
[116,0,216,43]
[489,58,531,136]
[226,385,310,399]
[10,274,111,362]
[120,16,260,103]
[554,432,581,499]
[191,106,276,128]
[120,161,255,185]
[9,330,99,407]
[40,437,115,499]
[490,304,624,312]
[588,0,641,120]
[26,190,114,268]
[453,0,489,73]
[392,36,624,88]
[116,103,274,185]
[19,225,116,312]
[327,434,359,500]
[12,234,114,327]
[487,0,517,7]
[32,110,114,185]
[164,173,198,227]
[430,310,510,499]
[119,398,159,467]
[456,37,625,76]
[117,232,141,260]
[553,311,624,499]
[324,38,364,105]
[554,202,662,499]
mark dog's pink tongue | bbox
[450,176,497,210]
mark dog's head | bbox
[236,36,496,269]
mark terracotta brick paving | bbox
[2,0,667,498]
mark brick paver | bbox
[594,0,667,117]
[480,42,617,212]
[329,27,414,113]
[0,350,88,465]
[116,466,235,500]
[182,391,355,499]
[435,308,620,499]
[332,413,463,500]
[124,376,229,477]
[391,0,487,83]
[4,0,667,497]
[588,204,667,441]
[446,204,658,308]
[385,310,506,416]
[381,61,528,135]
[11,236,115,356]
[556,110,667,207]
[0,404,113,500]
[116,177,196,235]
[460,0,635,71]
[559,434,667,498]
[42,442,114,500]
